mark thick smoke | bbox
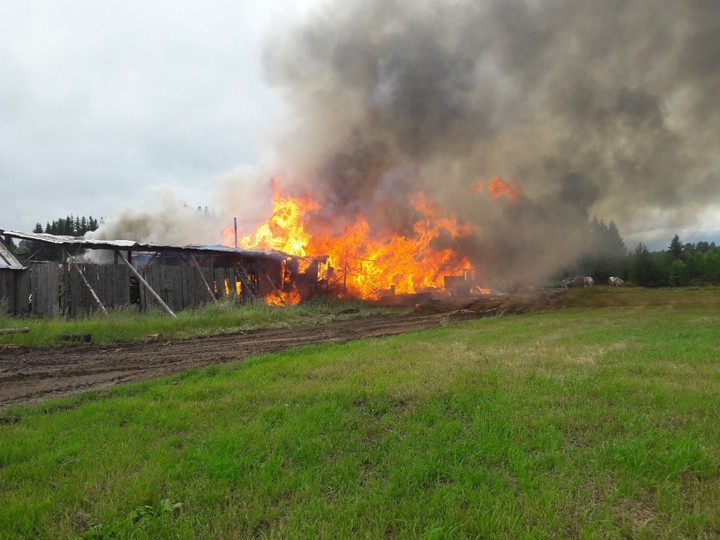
[260,0,720,284]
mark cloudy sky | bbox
[1,0,719,255]
[0,0,320,234]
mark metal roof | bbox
[0,238,24,270]
[184,244,288,258]
[1,229,140,249]
[0,229,293,261]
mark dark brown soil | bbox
[0,290,564,409]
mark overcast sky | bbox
[1,0,719,251]
[0,0,320,233]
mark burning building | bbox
[207,0,717,291]
[221,178,482,300]
[0,229,328,317]
[37,0,719,296]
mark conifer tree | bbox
[669,234,684,260]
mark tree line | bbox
[627,237,720,287]
[564,219,720,287]
[8,215,102,263]
[34,215,102,237]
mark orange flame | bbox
[223,180,475,300]
[471,285,491,295]
[230,178,318,256]
[471,176,522,203]
[266,288,303,306]
[487,176,522,203]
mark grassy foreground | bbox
[1,288,719,538]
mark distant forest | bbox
[8,215,102,263]
[35,215,102,237]
[562,218,720,287]
[6,214,720,288]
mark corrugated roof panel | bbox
[0,229,295,261]
[0,239,24,270]
[1,229,140,248]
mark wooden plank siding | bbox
[1,261,278,317]
[14,266,32,316]
[0,270,18,315]
[61,264,131,316]
[30,262,60,317]
[141,265,232,312]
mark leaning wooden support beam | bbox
[264,272,286,306]
[188,253,217,302]
[115,251,177,318]
[144,251,161,267]
[21,246,45,265]
[65,250,109,316]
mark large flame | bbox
[234,179,318,256]
[223,178,476,300]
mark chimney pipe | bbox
[233,217,238,248]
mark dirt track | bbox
[0,290,564,409]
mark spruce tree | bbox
[669,234,684,260]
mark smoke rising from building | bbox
[88,188,223,247]
[89,0,719,286]
[256,0,719,284]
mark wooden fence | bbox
[0,262,258,317]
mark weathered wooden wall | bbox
[0,262,267,317]
[63,264,131,317]
[0,262,59,316]
[13,267,31,315]
[0,270,16,314]
[30,262,61,317]
[140,265,218,312]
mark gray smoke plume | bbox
[260,0,720,284]
[87,187,223,247]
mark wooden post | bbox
[210,255,215,297]
[116,251,177,318]
[64,250,109,316]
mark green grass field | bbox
[1,288,719,538]
[0,298,401,348]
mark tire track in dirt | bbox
[0,314,452,408]
[0,290,565,408]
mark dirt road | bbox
[0,291,564,409]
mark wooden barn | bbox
[0,229,328,318]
